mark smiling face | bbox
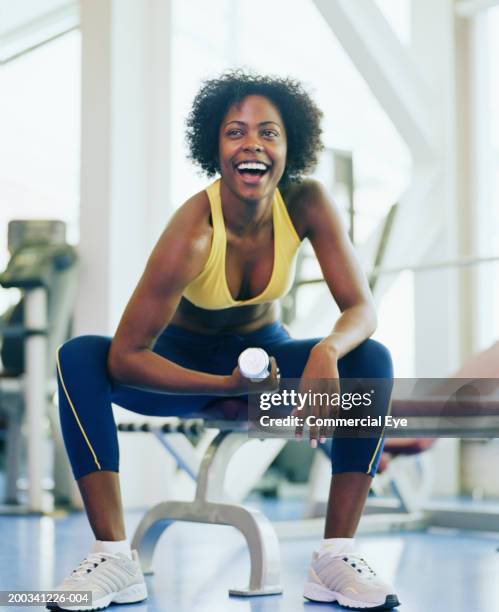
[218,94,287,202]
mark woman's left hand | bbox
[291,342,340,447]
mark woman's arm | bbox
[300,179,377,360]
[292,180,377,445]
[107,194,240,395]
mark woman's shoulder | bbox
[281,178,325,205]
[280,178,327,239]
[154,189,213,271]
[168,188,214,243]
[175,188,211,227]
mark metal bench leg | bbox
[131,430,283,596]
[5,412,22,504]
[224,503,281,596]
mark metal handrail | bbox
[294,254,499,287]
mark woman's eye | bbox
[227,129,243,137]
[263,130,278,138]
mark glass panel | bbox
[487,7,499,342]
[0,30,80,314]
[374,0,412,46]
[374,270,414,376]
[0,0,79,62]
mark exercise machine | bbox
[0,220,78,512]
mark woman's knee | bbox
[57,335,112,371]
[341,338,393,378]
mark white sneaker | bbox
[47,549,147,611]
[304,551,400,610]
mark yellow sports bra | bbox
[183,179,301,310]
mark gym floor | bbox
[2,503,499,612]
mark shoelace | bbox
[70,552,119,581]
[341,554,377,578]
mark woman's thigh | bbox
[110,327,245,417]
[56,334,214,418]
[261,333,392,426]
[264,333,392,379]
[262,334,322,378]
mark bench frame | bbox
[130,422,283,596]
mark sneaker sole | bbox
[49,582,148,611]
[304,582,400,610]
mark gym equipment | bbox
[0,220,79,512]
[118,405,284,596]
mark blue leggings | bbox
[56,322,393,481]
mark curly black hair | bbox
[185,70,324,185]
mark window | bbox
[0,30,80,313]
[488,6,499,342]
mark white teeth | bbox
[236,161,267,171]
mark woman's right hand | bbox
[228,356,280,395]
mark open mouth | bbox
[235,161,270,181]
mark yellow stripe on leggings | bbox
[366,435,384,475]
[56,345,102,471]
[366,396,393,475]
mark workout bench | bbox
[119,403,284,596]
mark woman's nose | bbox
[243,141,263,152]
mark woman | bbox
[52,72,399,611]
